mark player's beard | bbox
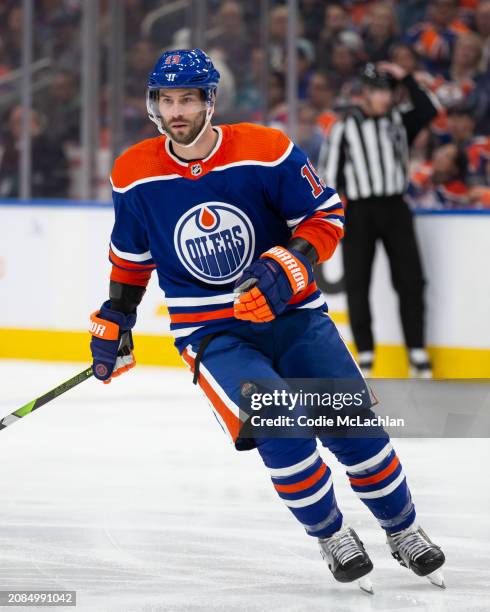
[162,110,207,145]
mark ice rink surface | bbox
[0,360,489,612]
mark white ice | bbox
[0,360,489,612]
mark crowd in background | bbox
[0,0,489,208]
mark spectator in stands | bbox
[316,3,356,72]
[427,33,488,141]
[208,0,252,89]
[445,104,490,185]
[328,42,363,92]
[252,70,288,129]
[124,39,157,142]
[296,39,315,99]
[296,102,324,166]
[405,0,469,76]
[269,4,307,73]
[45,12,81,73]
[0,106,69,198]
[269,5,290,71]
[299,0,327,45]
[35,69,80,147]
[395,0,430,36]
[475,0,490,71]
[207,48,236,121]
[1,6,26,70]
[306,71,337,136]
[407,143,473,208]
[450,31,484,84]
[362,2,400,63]
[235,47,263,118]
[390,43,424,77]
[123,0,159,48]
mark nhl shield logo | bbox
[190,163,202,176]
[174,202,255,284]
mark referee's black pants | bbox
[342,195,426,353]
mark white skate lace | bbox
[324,529,364,565]
[392,528,433,562]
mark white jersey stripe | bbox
[166,293,235,307]
[212,141,294,173]
[170,325,205,338]
[110,241,153,263]
[110,173,181,193]
[282,475,333,508]
[346,442,393,473]
[186,346,241,420]
[182,349,230,438]
[355,471,405,499]
[268,449,320,478]
[297,296,326,310]
[286,193,343,228]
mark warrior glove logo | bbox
[174,202,255,284]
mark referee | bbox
[318,62,439,377]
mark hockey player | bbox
[89,49,445,591]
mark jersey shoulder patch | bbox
[219,123,292,167]
[111,136,175,191]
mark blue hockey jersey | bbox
[108,123,344,352]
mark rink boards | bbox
[0,200,489,377]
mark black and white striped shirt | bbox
[318,75,439,202]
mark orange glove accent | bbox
[234,287,275,323]
[103,353,136,384]
[89,311,120,340]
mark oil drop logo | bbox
[174,202,255,284]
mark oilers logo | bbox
[174,202,255,284]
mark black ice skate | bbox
[318,525,374,593]
[387,523,446,588]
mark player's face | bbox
[158,89,207,145]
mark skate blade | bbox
[358,576,374,594]
[426,570,445,589]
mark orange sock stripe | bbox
[349,456,400,487]
[182,349,241,441]
[274,462,327,493]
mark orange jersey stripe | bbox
[182,349,241,440]
[170,307,235,324]
[274,463,327,493]
[109,248,156,271]
[110,265,152,287]
[349,456,400,487]
[289,281,318,305]
[293,212,343,263]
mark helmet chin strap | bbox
[164,104,215,149]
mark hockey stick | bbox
[0,366,94,431]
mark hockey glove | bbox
[89,300,137,383]
[234,246,313,323]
